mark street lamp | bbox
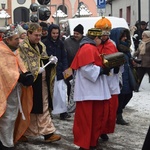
[1,2,6,10]
[0,1,10,26]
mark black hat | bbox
[140,21,147,25]
[74,24,84,34]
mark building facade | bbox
[0,0,97,25]
[0,0,149,27]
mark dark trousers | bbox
[142,126,150,150]
[117,92,133,114]
[137,67,150,87]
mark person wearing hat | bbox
[71,28,111,150]
[133,20,148,51]
[17,24,27,43]
[0,28,34,149]
[64,24,84,111]
[95,17,124,140]
[40,22,48,41]
[18,23,61,143]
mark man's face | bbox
[74,31,83,41]
[6,34,20,49]
[51,29,59,41]
[28,30,42,44]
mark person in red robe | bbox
[95,17,120,141]
[71,28,111,150]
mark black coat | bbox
[42,24,68,80]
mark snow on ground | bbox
[15,75,150,150]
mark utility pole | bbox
[78,0,80,18]
[62,0,65,13]
[138,0,141,23]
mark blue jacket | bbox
[110,27,133,94]
[42,24,68,80]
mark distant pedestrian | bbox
[133,21,148,51]
[133,30,150,91]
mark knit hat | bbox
[74,24,84,34]
[142,31,150,38]
[17,25,27,36]
[94,17,112,35]
[87,28,102,37]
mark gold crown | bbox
[87,28,102,37]
[94,17,112,32]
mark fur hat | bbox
[74,24,84,34]
[17,25,27,36]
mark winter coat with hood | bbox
[42,24,68,80]
[110,27,133,94]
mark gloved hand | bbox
[18,71,34,86]
[38,67,45,74]
[49,55,58,64]
[99,67,110,76]
[114,67,119,74]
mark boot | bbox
[116,114,129,125]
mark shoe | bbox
[79,147,86,150]
[18,136,28,142]
[45,134,61,142]
[100,134,109,141]
[116,114,129,125]
[116,119,129,125]
[60,112,71,120]
[90,146,97,150]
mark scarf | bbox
[138,38,150,55]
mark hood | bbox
[47,24,60,41]
[110,27,131,48]
[79,36,96,47]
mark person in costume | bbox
[0,28,34,149]
[71,28,111,150]
[95,17,122,140]
[42,24,70,120]
[18,23,61,142]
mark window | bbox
[17,0,26,5]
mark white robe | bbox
[73,64,111,101]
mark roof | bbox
[52,9,68,18]
[74,4,92,17]
[0,10,10,19]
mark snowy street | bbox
[15,75,150,150]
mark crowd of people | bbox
[0,17,150,150]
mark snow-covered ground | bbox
[15,75,150,150]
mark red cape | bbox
[71,44,103,70]
[98,39,118,55]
